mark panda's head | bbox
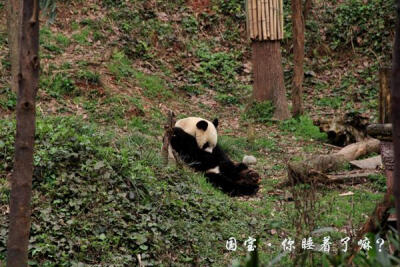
[175,117,218,153]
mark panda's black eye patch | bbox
[196,120,208,131]
[202,142,209,150]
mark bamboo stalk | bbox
[257,0,262,39]
[277,0,281,39]
[276,0,279,39]
[280,0,284,39]
[272,0,276,40]
[276,0,280,39]
[268,0,272,40]
[248,0,253,38]
[261,0,267,40]
[245,0,249,38]
[252,0,257,39]
[266,0,270,39]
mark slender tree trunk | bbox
[7,0,40,266]
[252,40,290,120]
[6,0,21,93]
[291,0,305,117]
[391,0,400,237]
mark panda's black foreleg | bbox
[205,173,236,194]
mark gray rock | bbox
[242,155,257,165]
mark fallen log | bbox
[288,139,380,184]
[367,123,392,141]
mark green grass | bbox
[280,115,327,141]
[0,87,17,111]
[40,73,77,98]
[55,33,71,47]
[242,101,275,123]
[0,116,275,265]
[108,51,171,99]
[72,28,91,45]
[77,69,101,85]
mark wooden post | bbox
[379,68,391,124]
[391,0,400,236]
[246,0,289,120]
[7,0,40,266]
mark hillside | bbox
[0,0,395,265]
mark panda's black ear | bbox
[212,118,219,128]
[196,120,208,131]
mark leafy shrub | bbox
[215,93,240,105]
[0,117,154,263]
[0,117,268,265]
[108,51,134,80]
[325,0,395,55]
[72,28,90,45]
[211,0,245,18]
[242,101,275,123]
[77,70,101,85]
[280,115,327,141]
[55,33,71,47]
[134,71,170,99]
[192,43,241,92]
[368,173,387,192]
[0,87,17,111]
[41,73,77,98]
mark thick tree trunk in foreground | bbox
[291,0,305,117]
[391,0,400,237]
[7,0,40,266]
[252,40,290,120]
[6,0,21,93]
[379,68,392,124]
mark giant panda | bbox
[169,117,260,196]
[168,117,219,163]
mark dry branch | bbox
[327,171,378,184]
[161,111,176,166]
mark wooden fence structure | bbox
[246,0,284,40]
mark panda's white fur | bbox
[175,117,217,153]
[168,117,218,162]
[206,166,220,174]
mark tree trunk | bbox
[7,0,40,266]
[379,68,391,124]
[252,40,290,120]
[291,0,305,117]
[391,0,400,237]
[6,0,21,93]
